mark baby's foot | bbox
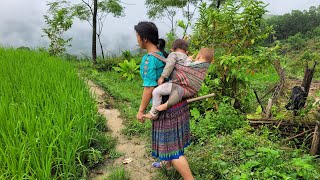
[156,103,168,111]
[143,113,158,120]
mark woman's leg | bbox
[170,156,194,180]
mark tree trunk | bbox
[171,16,174,35]
[92,0,97,64]
[217,0,221,9]
[97,34,105,60]
[272,59,285,101]
[301,62,317,96]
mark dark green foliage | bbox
[122,50,132,60]
[186,127,320,179]
[190,102,247,143]
[287,33,306,50]
[267,6,320,41]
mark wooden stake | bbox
[310,121,320,155]
[265,98,273,118]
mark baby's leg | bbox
[160,84,185,110]
[149,83,173,117]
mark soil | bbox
[87,80,157,180]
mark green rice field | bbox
[0,48,102,179]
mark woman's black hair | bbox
[158,38,168,57]
[134,21,168,57]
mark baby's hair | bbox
[171,39,189,52]
[199,48,214,63]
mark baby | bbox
[144,39,214,120]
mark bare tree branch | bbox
[81,0,94,15]
[119,1,135,5]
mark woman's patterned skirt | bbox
[151,101,190,161]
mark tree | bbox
[43,1,74,56]
[145,0,181,34]
[266,5,320,42]
[190,0,273,110]
[146,0,202,39]
[74,0,124,63]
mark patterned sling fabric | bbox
[149,52,209,97]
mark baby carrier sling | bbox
[149,52,208,96]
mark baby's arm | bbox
[157,76,165,85]
[161,53,178,79]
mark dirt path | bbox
[87,80,157,180]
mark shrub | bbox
[287,33,306,50]
[112,59,139,81]
[186,126,320,180]
[122,50,132,60]
[190,102,247,143]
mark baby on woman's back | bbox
[144,39,214,120]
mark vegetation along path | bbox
[87,80,156,180]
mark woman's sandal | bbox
[151,161,162,168]
[152,161,173,170]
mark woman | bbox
[134,21,194,180]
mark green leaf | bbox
[190,108,201,119]
[255,106,262,114]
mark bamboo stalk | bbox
[187,93,215,103]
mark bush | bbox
[190,102,247,143]
[313,26,320,37]
[112,59,139,81]
[287,33,306,50]
[94,56,124,71]
[186,126,320,180]
[122,50,132,60]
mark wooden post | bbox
[301,61,317,96]
[265,98,273,118]
[310,121,320,155]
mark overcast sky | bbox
[0,0,320,56]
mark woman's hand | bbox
[137,111,145,123]
[137,86,155,123]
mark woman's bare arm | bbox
[137,86,155,122]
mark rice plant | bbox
[0,48,107,179]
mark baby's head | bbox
[196,48,214,63]
[171,39,188,54]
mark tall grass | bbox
[0,48,106,179]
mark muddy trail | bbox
[87,80,157,180]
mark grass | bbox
[0,48,114,179]
[107,167,130,180]
[78,62,152,138]
[77,52,320,179]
